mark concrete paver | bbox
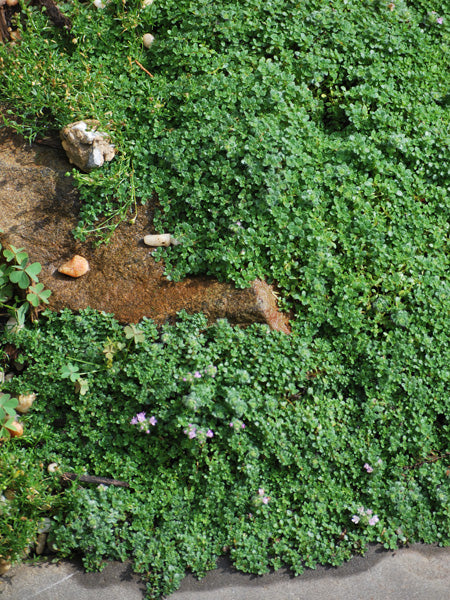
[1,543,449,600]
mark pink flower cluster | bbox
[363,459,382,473]
[130,412,157,434]
[229,420,246,431]
[351,506,379,526]
[182,365,217,383]
[183,423,214,440]
[258,488,270,504]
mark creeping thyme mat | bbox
[0,0,449,598]
[2,308,450,597]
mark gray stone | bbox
[1,544,450,600]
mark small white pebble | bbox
[47,463,59,473]
[143,33,155,48]
[6,316,23,334]
[142,0,154,6]
[93,0,106,8]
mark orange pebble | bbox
[6,421,23,438]
[58,255,90,278]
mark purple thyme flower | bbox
[257,489,270,504]
[358,507,365,515]
[351,515,360,524]
[368,515,379,526]
[206,429,214,438]
[194,371,202,378]
[148,416,157,426]
[205,365,217,377]
[364,463,374,473]
[136,412,146,423]
[436,17,443,24]
[130,416,138,425]
[366,509,373,515]
[184,424,197,439]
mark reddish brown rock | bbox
[0,120,290,333]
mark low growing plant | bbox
[0,1,449,597]
[1,309,449,598]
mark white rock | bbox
[60,120,115,173]
[6,316,23,334]
[142,0,154,6]
[17,392,37,414]
[144,234,172,247]
[143,33,155,48]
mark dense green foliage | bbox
[0,0,449,597]
[1,1,448,298]
[2,308,450,597]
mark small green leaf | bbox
[9,269,31,289]
[25,262,42,282]
[124,324,145,344]
[60,363,81,382]
[27,282,51,306]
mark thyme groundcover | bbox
[0,0,449,598]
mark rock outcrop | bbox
[0,121,291,333]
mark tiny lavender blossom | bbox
[148,416,157,426]
[364,463,374,473]
[369,515,379,526]
[206,429,214,438]
[204,365,217,377]
[351,515,360,524]
[184,424,197,439]
[130,416,138,425]
[136,412,146,423]
[258,488,270,504]
[193,371,202,378]
[436,17,443,24]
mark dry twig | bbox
[62,472,130,488]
